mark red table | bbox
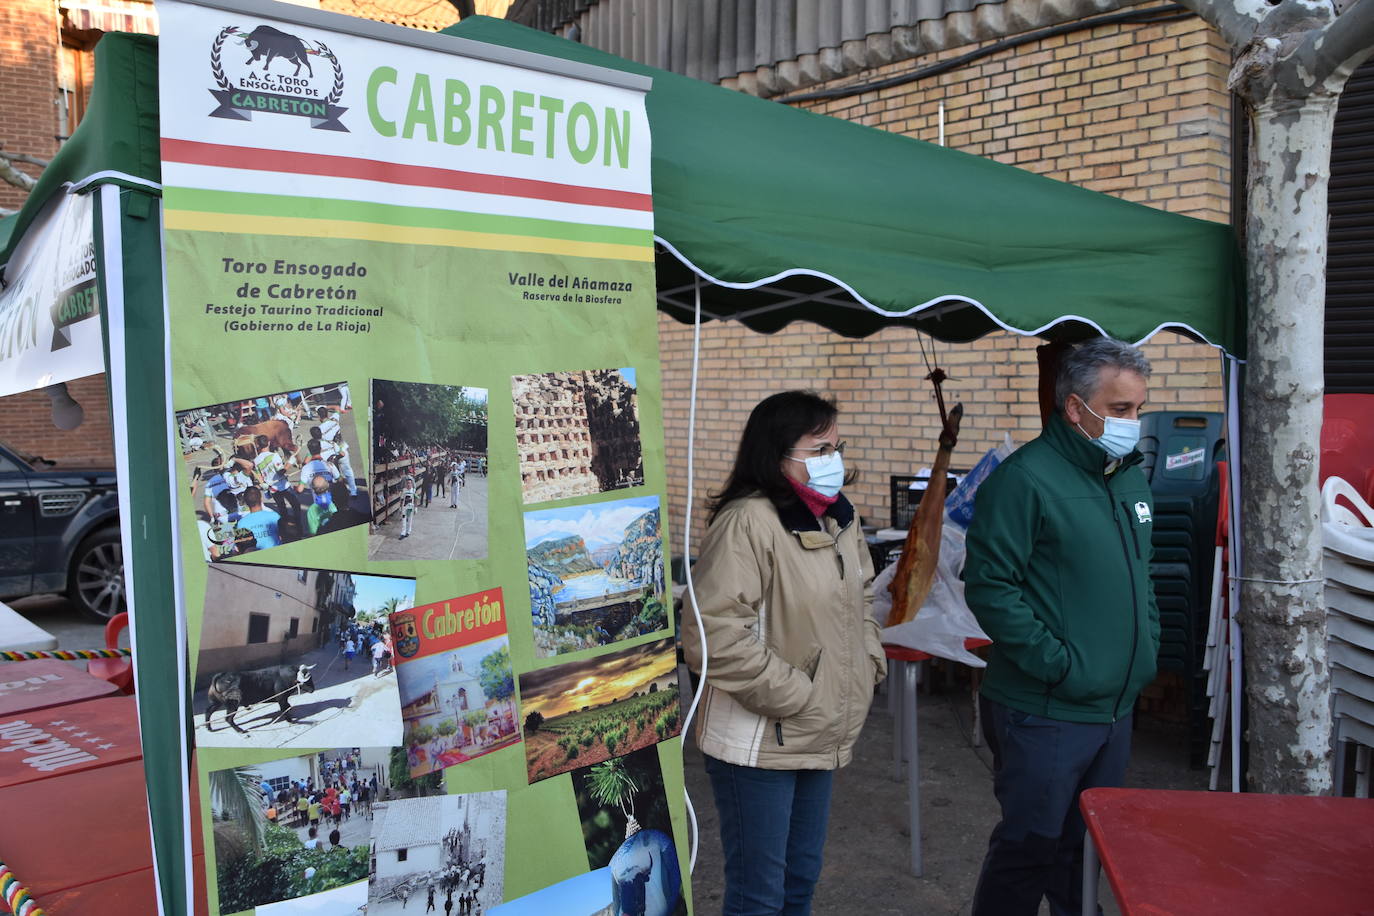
[0,695,143,788]
[0,759,155,896]
[0,659,121,716]
[1080,787,1374,915]
[0,695,209,915]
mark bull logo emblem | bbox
[393,613,421,659]
[240,25,313,77]
[207,24,348,131]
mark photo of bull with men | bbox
[191,562,413,749]
[177,380,371,561]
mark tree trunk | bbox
[1239,94,1334,795]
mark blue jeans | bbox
[704,755,835,916]
[972,695,1133,916]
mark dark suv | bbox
[0,439,123,622]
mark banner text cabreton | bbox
[366,67,632,168]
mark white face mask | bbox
[795,452,845,498]
[1076,400,1141,459]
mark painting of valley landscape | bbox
[524,494,668,657]
[518,637,682,784]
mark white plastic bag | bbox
[871,525,990,667]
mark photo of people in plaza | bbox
[369,379,489,562]
[367,790,506,915]
[570,746,686,916]
[512,368,644,505]
[391,588,521,778]
[525,495,668,657]
[191,563,412,749]
[518,637,681,784]
[207,747,388,914]
[177,380,370,561]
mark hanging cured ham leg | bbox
[888,368,962,626]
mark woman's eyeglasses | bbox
[788,441,845,459]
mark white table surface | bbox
[0,599,59,651]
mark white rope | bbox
[681,275,709,874]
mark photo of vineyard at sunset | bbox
[518,637,682,783]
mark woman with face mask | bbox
[682,390,887,916]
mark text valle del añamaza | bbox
[508,271,633,305]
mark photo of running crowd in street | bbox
[369,379,489,562]
[177,381,370,561]
[209,747,388,914]
[191,564,412,749]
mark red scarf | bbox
[788,477,838,517]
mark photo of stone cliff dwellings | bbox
[511,368,644,504]
[523,495,668,658]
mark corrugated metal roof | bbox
[373,796,446,851]
[506,0,1139,94]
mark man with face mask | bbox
[964,337,1160,916]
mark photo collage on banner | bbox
[518,637,682,784]
[177,381,369,561]
[390,588,520,778]
[490,743,684,914]
[369,379,490,562]
[193,563,413,749]
[157,0,686,911]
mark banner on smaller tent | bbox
[0,191,102,397]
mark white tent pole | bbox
[1226,356,1243,792]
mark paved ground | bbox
[9,596,1210,915]
[190,640,403,749]
[683,672,1209,916]
[279,798,373,850]
[369,474,489,562]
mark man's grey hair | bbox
[1055,337,1152,412]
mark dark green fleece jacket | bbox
[964,412,1160,723]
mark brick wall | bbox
[659,15,1232,551]
[0,374,115,468]
[0,0,60,214]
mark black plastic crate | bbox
[890,473,961,530]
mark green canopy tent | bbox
[0,19,1243,916]
[0,33,188,916]
[444,17,1242,353]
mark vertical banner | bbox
[156,1,683,913]
[0,189,103,397]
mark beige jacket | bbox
[682,492,886,770]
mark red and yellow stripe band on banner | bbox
[162,140,655,262]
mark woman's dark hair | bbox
[708,390,843,523]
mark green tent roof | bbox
[3,26,1242,354]
[0,33,160,269]
[445,17,1243,354]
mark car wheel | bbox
[69,528,125,623]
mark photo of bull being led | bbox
[191,562,413,749]
[207,748,389,914]
[367,790,506,915]
[176,380,371,562]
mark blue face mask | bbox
[1077,401,1141,459]
[313,490,333,509]
[799,452,845,498]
